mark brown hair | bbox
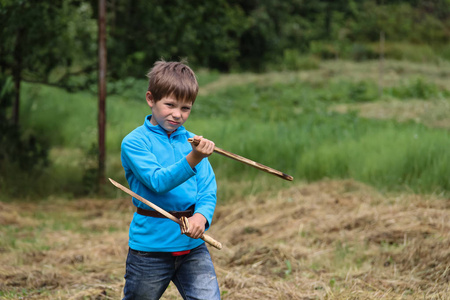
[146,60,199,104]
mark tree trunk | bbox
[12,28,24,126]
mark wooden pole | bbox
[188,138,294,181]
[98,0,107,188]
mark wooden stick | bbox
[109,178,223,250]
[188,138,294,181]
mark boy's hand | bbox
[190,135,215,158]
[181,213,207,239]
[186,136,215,168]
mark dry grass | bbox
[211,180,449,299]
[0,179,448,299]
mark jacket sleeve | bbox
[193,158,217,230]
[121,135,196,194]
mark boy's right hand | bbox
[179,213,207,239]
[186,136,215,168]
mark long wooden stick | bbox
[188,138,294,181]
[109,178,222,250]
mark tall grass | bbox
[190,114,450,196]
[7,63,450,199]
[297,121,450,193]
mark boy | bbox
[120,60,220,300]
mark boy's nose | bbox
[172,109,181,118]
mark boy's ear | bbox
[146,91,154,108]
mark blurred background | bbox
[1,0,450,199]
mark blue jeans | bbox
[123,243,220,300]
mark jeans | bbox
[122,243,220,300]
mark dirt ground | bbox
[0,179,449,299]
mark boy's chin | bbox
[162,125,179,133]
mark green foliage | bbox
[80,143,100,196]
[102,0,450,75]
[348,1,449,44]
[108,0,247,74]
[0,75,50,198]
[379,43,440,63]
[311,41,444,64]
[278,51,320,71]
[384,78,450,100]
[0,77,49,172]
[0,0,96,85]
[3,0,450,81]
[317,80,379,103]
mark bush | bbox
[349,43,378,61]
[0,76,50,198]
[310,41,340,60]
[381,43,439,63]
[279,50,320,71]
[384,78,450,100]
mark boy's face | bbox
[146,92,193,133]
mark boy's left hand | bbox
[181,213,207,239]
[186,136,215,169]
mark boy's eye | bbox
[182,106,191,111]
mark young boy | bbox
[120,60,220,299]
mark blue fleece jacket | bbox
[121,115,217,252]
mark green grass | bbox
[194,113,450,194]
[296,119,450,193]
[4,60,449,199]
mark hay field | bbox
[1,179,448,299]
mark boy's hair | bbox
[146,60,199,104]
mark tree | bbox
[106,0,247,75]
[0,0,97,125]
